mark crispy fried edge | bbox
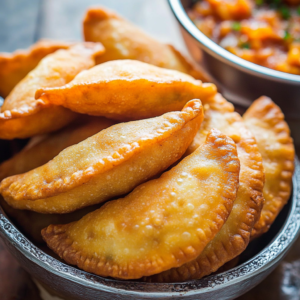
[0,40,72,98]
[34,59,215,107]
[82,6,211,82]
[243,96,295,238]
[0,117,116,180]
[145,109,264,282]
[0,100,203,201]
[0,106,77,140]
[41,129,240,279]
[185,93,234,156]
[0,42,104,120]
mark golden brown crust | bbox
[0,43,104,120]
[0,40,71,98]
[35,60,217,121]
[42,129,240,279]
[0,106,76,140]
[0,195,101,245]
[204,93,234,112]
[185,93,234,155]
[145,102,264,282]
[83,6,211,81]
[0,43,104,139]
[0,117,115,181]
[243,96,295,238]
[0,100,203,213]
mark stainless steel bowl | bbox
[0,159,299,300]
[168,0,300,122]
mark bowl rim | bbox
[0,158,299,298]
[169,0,300,85]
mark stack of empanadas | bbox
[0,7,295,282]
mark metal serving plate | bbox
[168,0,300,122]
[0,158,299,300]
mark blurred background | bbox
[0,0,300,299]
[0,0,186,52]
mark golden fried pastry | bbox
[0,40,71,98]
[83,6,210,82]
[0,100,203,214]
[146,101,264,282]
[0,117,115,244]
[185,93,234,156]
[243,97,295,238]
[0,196,101,245]
[36,60,217,121]
[0,117,115,181]
[42,129,240,279]
[0,43,104,139]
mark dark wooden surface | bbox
[0,0,300,299]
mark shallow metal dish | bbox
[168,0,300,122]
[0,157,299,300]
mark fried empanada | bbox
[0,117,115,181]
[0,117,115,244]
[36,60,217,121]
[0,100,203,214]
[42,129,240,279]
[243,97,295,238]
[0,40,71,98]
[83,7,210,82]
[0,196,101,245]
[185,93,235,156]
[0,43,104,139]
[146,100,264,282]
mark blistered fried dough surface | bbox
[42,129,240,279]
[147,107,264,282]
[185,93,234,155]
[243,97,295,238]
[0,100,203,214]
[36,60,217,121]
[0,40,71,98]
[0,117,115,181]
[0,196,101,245]
[83,7,210,82]
[0,43,104,139]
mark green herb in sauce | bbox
[232,22,241,31]
[279,5,291,20]
[284,31,291,40]
[241,42,251,49]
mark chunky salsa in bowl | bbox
[189,0,300,74]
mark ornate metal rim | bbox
[0,158,299,297]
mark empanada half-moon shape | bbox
[0,117,115,181]
[83,6,211,82]
[0,43,104,139]
[146,106,265,282]
[0,117,115,244]
[243,96,295,238]
[42,129,240,279]
[36,60,217,121]
[0,40,71,98]
[0,100,203,214]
